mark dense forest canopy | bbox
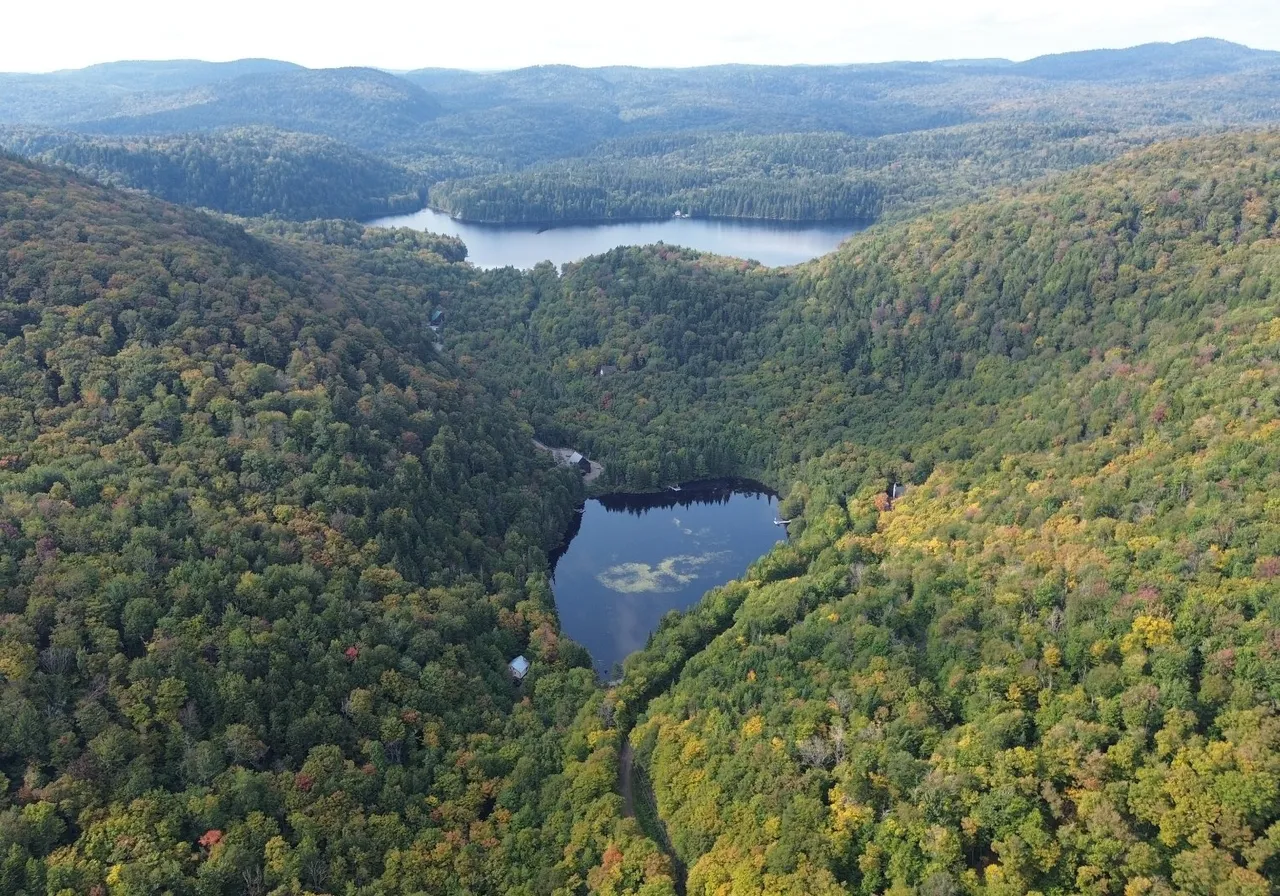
[0,155,653,895]
[426,124,1175,224]
[0,110,1278,896]
[3,40,1280,224]
[0,128,427,222]
[440,132,1280,894]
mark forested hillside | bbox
[446,133,1280,487]
[428,124,1163,224]
[1,127,1279,896]
[440,134,1280,893]
[0,128,426,221]
[0,60,303,126]
[73,68,441,152]
[0,155,675,895]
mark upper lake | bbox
[550,482,785,677]
[365,207,867,269]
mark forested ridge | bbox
[420,39,1280,224]
[0,155,665,895]
[444,133,1280,894]
[70,68,443,153]
[3,40,1280,225]
[426,124,1166,224]
[1,128,1279,896]
[0,128,426,221]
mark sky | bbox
[6,0,1278,73]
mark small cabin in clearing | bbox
[882,482,907,511]
[597,364,618,377]
[509,655,530,682]
[568,451,591,474]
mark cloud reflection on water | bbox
[595,551,730,593]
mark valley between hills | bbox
[0,40,1278,896]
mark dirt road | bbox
[532,439,605,483]
[619,741,636,817]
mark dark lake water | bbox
[550,481,785,676]
[365,207,866,269]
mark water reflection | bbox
[595,479,772,515]
[366,206,867,269]
[550,480,783,675]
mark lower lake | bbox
[550,481,785,677]
[365,207,866,269]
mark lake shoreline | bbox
[418,204,875,231]
[549,478,780,559]
[547,483,785,676]
[364,206,868,269]
[594,477,776,511]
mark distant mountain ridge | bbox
[5,38,1273,81]
[400,38,1277,84]
[45,58,304,91]
[0,59,306,126]
[1010,36,1280,80]
[4,38,1273,131]
[73,67,441,150]
[2,38,1278,224]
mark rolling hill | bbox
[73,67,442,150]
[2,127,426,220]
[0,153,620,895]
[440,131,1280,894]
[0,59,302,126]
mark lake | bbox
[365,207,866,269]
[550,481,785,676]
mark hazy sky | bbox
[7,0,1277,72]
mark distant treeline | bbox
[430,167,881,223]
[429,124,1178,224]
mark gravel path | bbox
[532,439,604,482]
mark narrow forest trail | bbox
[620,738,687,893]
[619,741,636,817]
